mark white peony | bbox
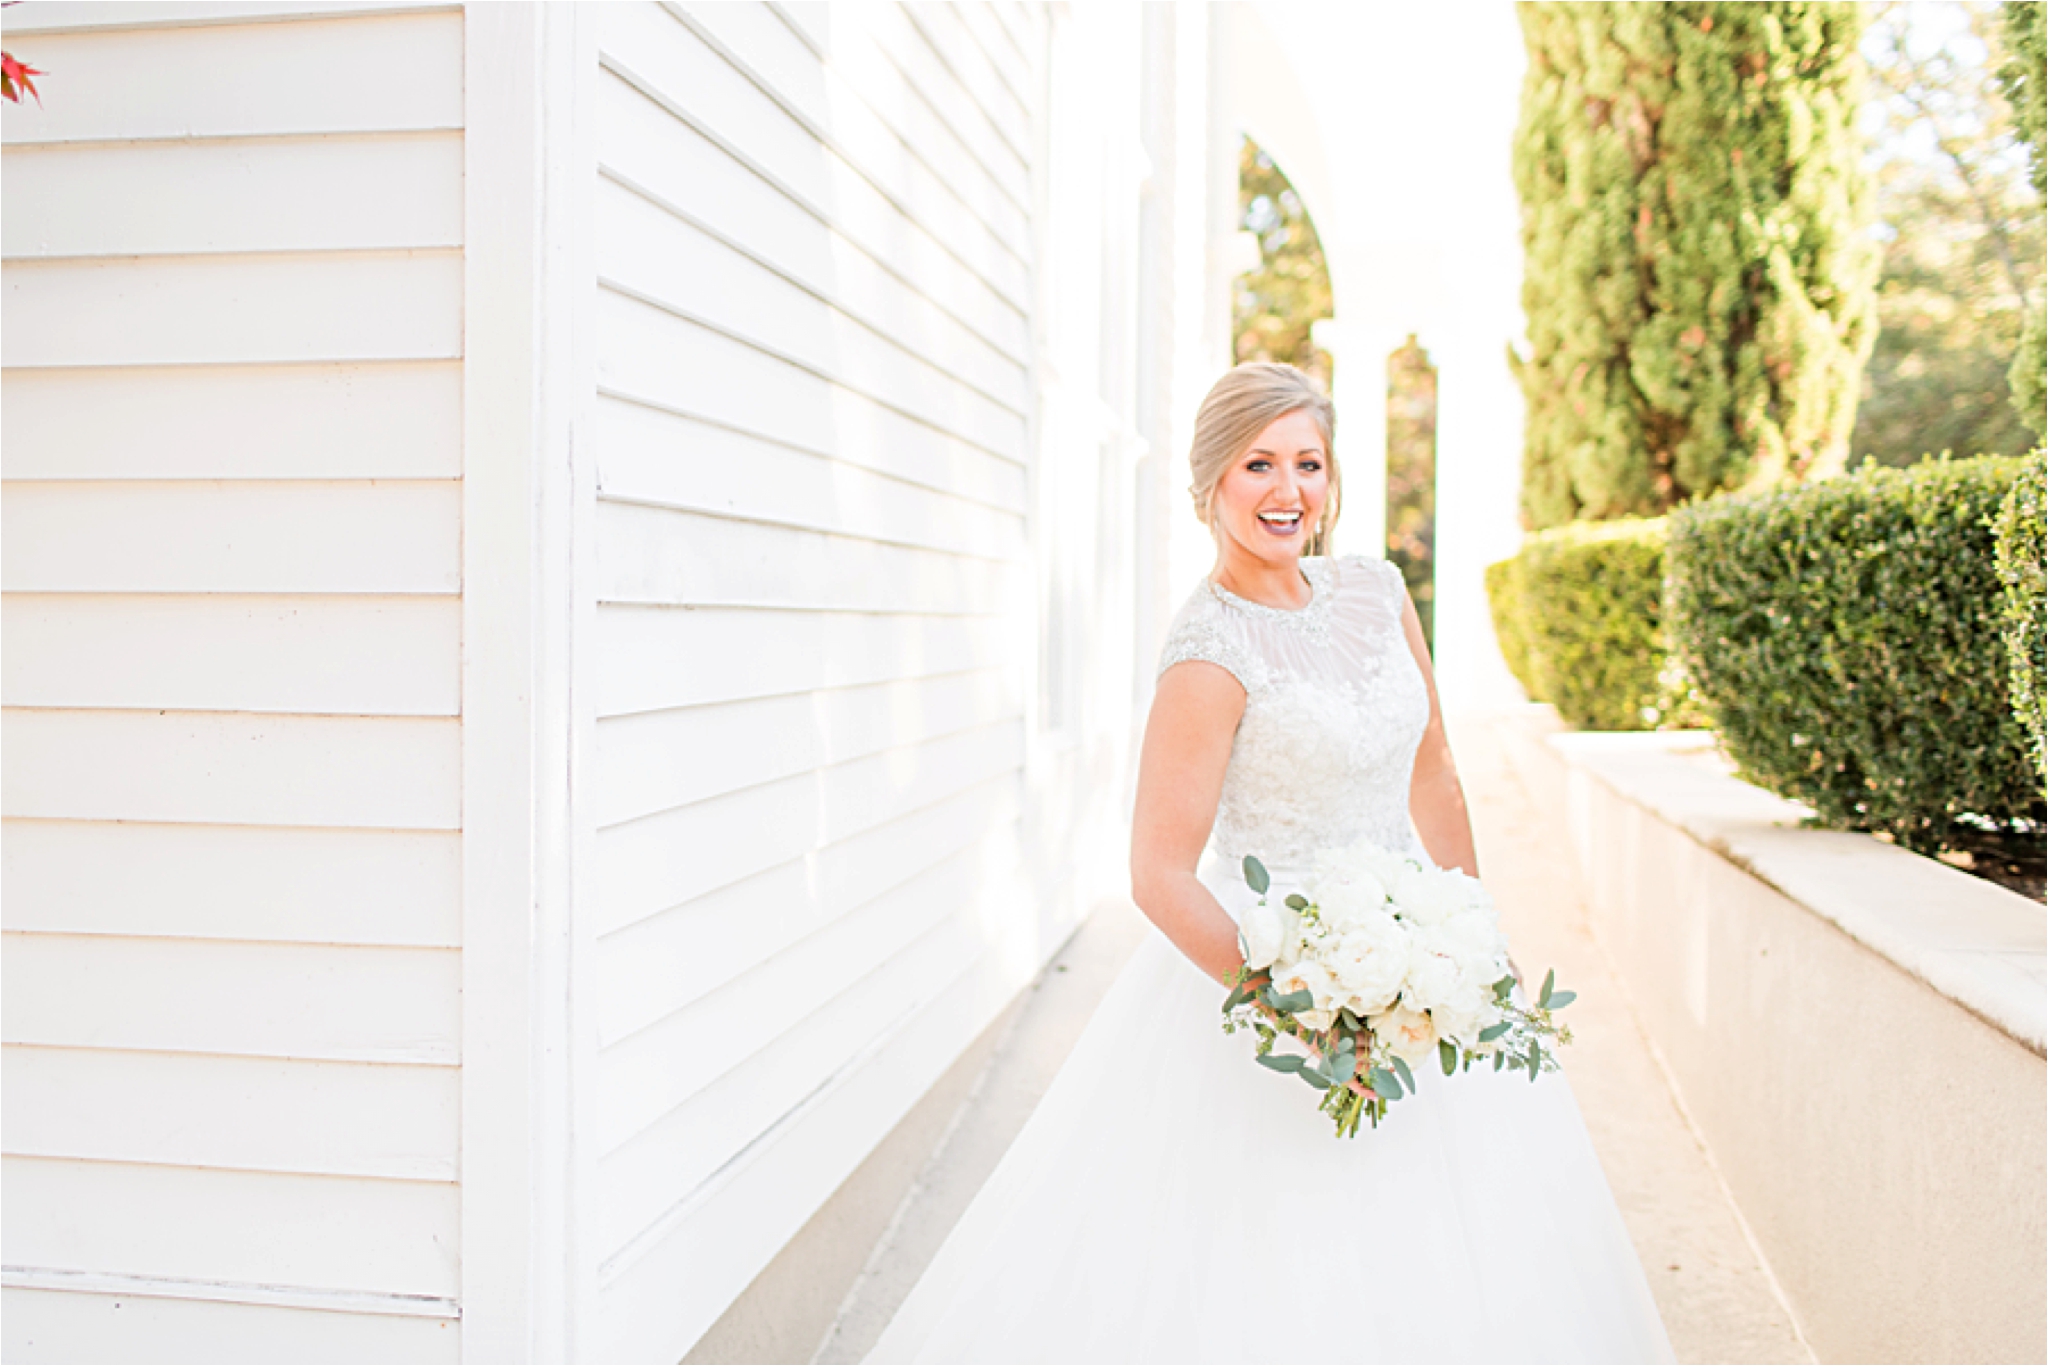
[1270,956,1343,1014]
[1373,1002,1439,1067]
[1325,916,1412,1017]
[1399,945,1465,1015]
[1390,862,1470,927]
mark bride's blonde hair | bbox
[1188,362,1341,556]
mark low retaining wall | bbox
[1497,708,2045,1365]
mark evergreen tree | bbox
[1386,336,1438,652]
[1235,139,1334,391]
[1512,3,1880,529]
[1999,0,2046,441]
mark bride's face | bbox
[1210,408,1329,568]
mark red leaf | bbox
[2,52,46,106]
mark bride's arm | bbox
[1130,661,1248,987]
[1398,589,1480,880]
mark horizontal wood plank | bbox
[2,133,464,259]
[597,288,1026,511]
[597,4,1026,309]
[596,828,1015,1158]
[675,2,1029,256]
[595,719,1023,936]
[0,362,462,481]
[3,1045,458,1181]
[0,818,461,947]
[1,481,460,595]
[0,12,463,144]
[1,934,460,1064]
[1,1155,459,1298]
[596,173,1025,444]
[852,1,1030,204]
[0,1,457,35]
[594,668,1019,828]
[595,601,1017,718]
[1,709,461,830]
[596,501,1016,616]
[900,3,1031,154]
[2,1285,459,1365]
[593,397,1025,561]
[1,594,460,716]
[595,775,1023,1042]
[1,251,462,368]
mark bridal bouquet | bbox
[1220,842,1575,1137]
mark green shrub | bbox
[1487,518,1678,731]
[1484,555,1542,701]
[1993,450,2046,772]
[1668,456,2040,852]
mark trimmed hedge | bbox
[1485,518,1679,731]
[1668,456,2040,853]
[1993,450,2046,772]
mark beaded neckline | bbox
[1205,556,1335,624]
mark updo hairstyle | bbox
[1187,362,1341,557]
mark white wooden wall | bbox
[1,3,466,1360]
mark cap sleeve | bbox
[1157,595,1266,696]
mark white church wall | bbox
[1,3,465,1359]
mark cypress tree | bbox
[1999,0,2046,442]
[1512,3,1879,529]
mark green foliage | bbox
[1484,555,1541,700]
[1234,139,1333,390]
[1485,519,1683,731]
[1858,1,2045,462]
[2001,1,2048,441]
[1386,336,1438,652]
[1667,456,2041,851]
[1511,2,1879,529]
[1993,449,2047,770]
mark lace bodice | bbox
[1158,554,1432,875]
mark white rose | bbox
[1325,917,1411,1017]
[1270,957,1343,1013]
[1372,1003,1439,1067]
[1236,897,1302,972]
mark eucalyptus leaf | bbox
[1478,1021,1511,1043]
[1390,1054,1416,1092]
[1284,893,1309,911]
[1492,974,1517,1000]
[1300,1069,1332,1090]
[1438,1038,1458,1076]
[1546,990,1577,1010]
[1270,987,1315,1014]
[1243,855,1271,895]
[1339,1007,1363,1031]
[1369,1067,1402,1100]
[1257,1053,1305,1073]
[1539,968,1556,1008]
[1526,1040,1541,1081]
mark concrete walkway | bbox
[796,711,1812,1364]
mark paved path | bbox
[816,713,1811,1365]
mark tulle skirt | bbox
[865,862,1675,1365]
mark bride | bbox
[867,363,1674,1364]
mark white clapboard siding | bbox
[595,65,1028,366]
[596,907,1021,1363]
[1,482,460,595]
[594,669,1018,827]
[1,1156,459,1298]
[3,1046,458,1181]
[840,1,1030,204]
[595,776,1024,1046]
[597,175,1025,446]
[674,2,1030,259]
[0,363,463,482]
[596,502,1015,616]
[1,710,460,829]
[595,603,1014,718]
[1,934,460,1064]
[0,11,463,144]
[593,397,1026,561]
[1,595,460,716]
[2,1285,459,1366]
[902,3,1032,152]
[598,289,1025,510]
[0,819,461,947]
[599,4,1026,309]
[1,251,462,369]
[2,134,464,259]
[595,719,1022,936]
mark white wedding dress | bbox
[867,554,1674,1364]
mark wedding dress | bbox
[867,554,1674,1364]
